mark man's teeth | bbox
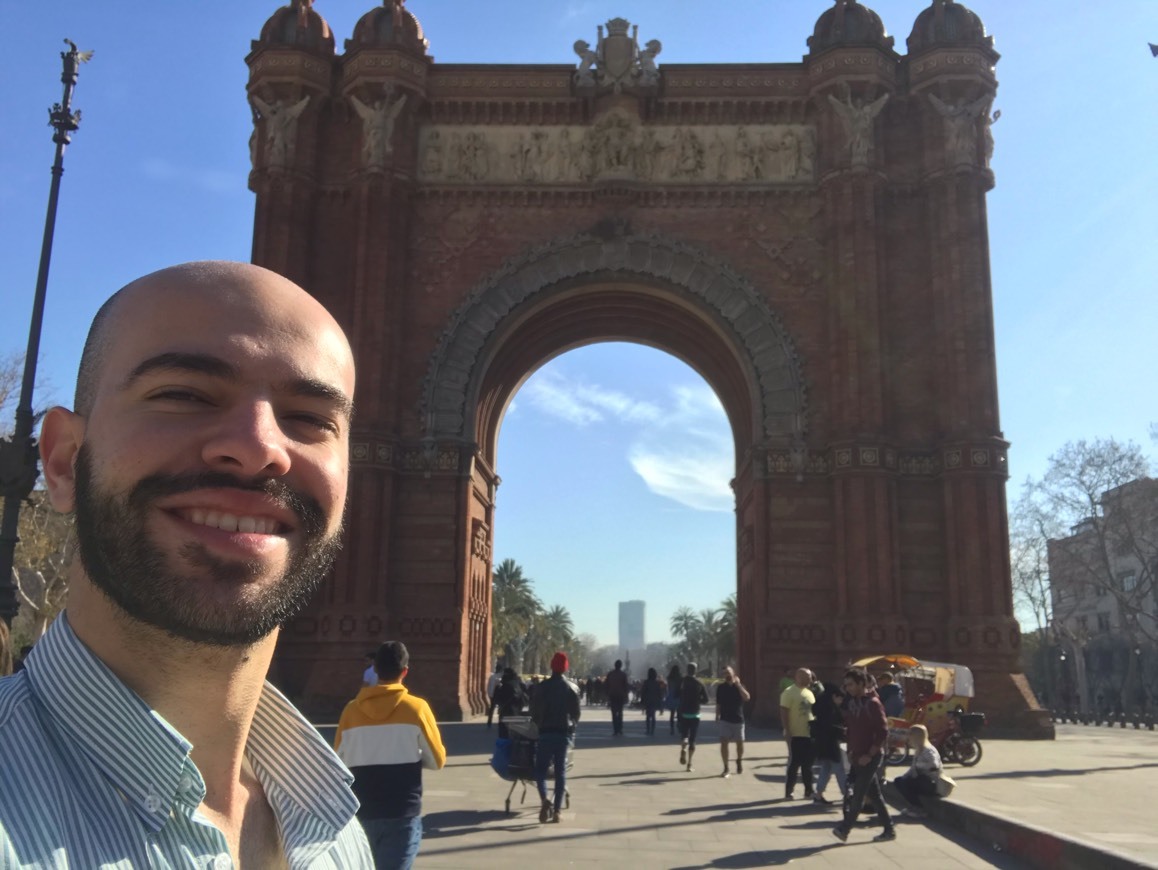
[187,509,278,534]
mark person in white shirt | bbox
[893,724,942,817]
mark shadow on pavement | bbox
[668,844,846,868]
[568,769,657,780]
[423,809,512,839]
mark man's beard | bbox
[73,445,343,646]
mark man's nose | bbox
[201,401,292,477]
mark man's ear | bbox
[39,407,85,513]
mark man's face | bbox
[795,668,811,687]
[724,667,735,683]
[59,264,355,646]
[843,677,865,698]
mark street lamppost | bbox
[0,40,92,625]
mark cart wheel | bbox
[505,797,511,813]
[565,790,570,810]
[954,735,982,767]
[885,746,909,766]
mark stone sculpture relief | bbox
[827,89,889,166]
[929,93,992,166]
[572,18,662,92]
[417,117,816,185]
[350,85,408,168]
[251,94,310,167]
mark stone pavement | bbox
[410,707,1040,869]
[923,722,1158,869]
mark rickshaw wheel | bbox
[954,735,982,767]
[885,746,909,765]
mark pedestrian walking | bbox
[335,641,447,870]
[832,668,896,843]
[716,666,750,776]
[605,660,630,736]
[531,652,581,823]
[677,662,710,771]
[641,667,665,735]
[811,679,849,805]
[780,667,816,799]
[487,667,528,738]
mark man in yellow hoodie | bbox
[335,641,447,869]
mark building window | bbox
[1097,613,1111,632]
[1119,571,1137,593]
[1077,615,1089,632]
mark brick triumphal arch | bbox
[246,0,1051,734]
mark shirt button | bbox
[178,774,195,793]
[213,855,232,870]
[144,793,163,814]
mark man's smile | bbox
[174,508,286,536]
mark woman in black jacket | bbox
[811,680,849,805]
[488,667,528,738]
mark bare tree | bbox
[1033,440,1155,640]
[1015,439,1156,712]
[12,491,73,647]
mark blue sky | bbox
[2,2,1155,647]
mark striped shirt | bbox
[0,614,372,869]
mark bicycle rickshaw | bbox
[852,654,986,767]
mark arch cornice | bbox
[420,229,808,445]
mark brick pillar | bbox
[911,44,1052,735]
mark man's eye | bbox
[150,390,207,403]
[287,413,339,434]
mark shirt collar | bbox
[27,613,358,836]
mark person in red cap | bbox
[530,651,582,823]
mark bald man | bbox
[0,262,372,867]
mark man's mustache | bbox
[126,471,326,536]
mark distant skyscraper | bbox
[619,600,646,651]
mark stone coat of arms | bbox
[573,18,661,93]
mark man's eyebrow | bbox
[283,377,355,421]
[121,352,237,388]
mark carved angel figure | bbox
[827,91,889,165]
[351,87,408,168]
[251,94,310,167]
[638,39,662,86]
[929,93,992,165]
[573,39,598,86]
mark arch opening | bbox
[491,342,738,678]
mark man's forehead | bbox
[105,269,353,380]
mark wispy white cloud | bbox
[629,383,733,512]
[522,370,661,426]
[629,447,733,512]
[520,371,733,511]
[141,158,239,194]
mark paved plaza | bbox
[397,708,1158,869]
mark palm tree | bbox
[718,593,738,667]
[492,558,541,670]
[697,608,722,676]
[670,606,697,642]
[543,605,575,648]
[527,605,574,673]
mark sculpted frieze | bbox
[416,118,816,186]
